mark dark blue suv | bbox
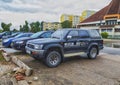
[26,29,103,67]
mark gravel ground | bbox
[10,53,120,85]
[0,61,16,85]
[1,39,120,85]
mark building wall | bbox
[42,22,61,30]
[81,10,96,21]
[78,19,120,38]
[60,14,81,27]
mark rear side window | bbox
[79,30,89,38]
[89,30,101,38]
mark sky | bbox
[0,0,111,29]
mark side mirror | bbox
[67,35,72,39]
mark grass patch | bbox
[0,51,4,61]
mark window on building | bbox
[115,28,120,32]
[101,29,106,32]
[106,20,117,25]
[118,22,120,25]
[106,29,112,32]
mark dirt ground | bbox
[9,52,120,85]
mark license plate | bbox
[26,50,31,54]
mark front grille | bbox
[27,44,34,49]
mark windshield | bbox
[51,29,68,39]
[30,31,43,38]
[15,33,23,38]
[11,32,19,36]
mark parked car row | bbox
[2,31,54,49]
[1,29,104,68]
[0,31,13,39]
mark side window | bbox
[68,30,78,38]
[21,35,25,37]
[28,34,32,37]
[41,32,52,38]
[89,30,100,38]
[79,30,89,38]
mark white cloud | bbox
[0,0,111,29]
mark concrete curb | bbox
[0,49,33,76]
[0,49,32,85]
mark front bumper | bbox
[25,46,46,59]
[2,41,10,47]
[12,43,25,51]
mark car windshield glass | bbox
[51,29,68,39]
[30,31,43,38]
[11,33,18,36]
[15,33,23,38]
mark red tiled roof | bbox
[81,0,120,23]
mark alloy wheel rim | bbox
[49,53,59,65]
[90,48,97,58]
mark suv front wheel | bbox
[88,46,98,59]
[45,51,62,68]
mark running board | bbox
[64,52,85,57]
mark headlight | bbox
[16,41,24,44]
[3,39,9,42]
[34,44,43,50]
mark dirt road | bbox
[12,53,120,85]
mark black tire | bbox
[87,46,98,59]
[45,51,62,68]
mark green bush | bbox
[101,32,109,38]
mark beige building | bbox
[60,14,81,27]
[77,0,120,38]
[80,10,96,21]
[42,22,62,30]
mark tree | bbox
[12,28,18,32]
[30,21,41,33]
[101,32,109,38]
[61,20,72,28]
[1,22,12,31]
[0,29,3,32]
[19,21,29,32]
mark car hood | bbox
[13,37,31,42]
[27,38,61,44]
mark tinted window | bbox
[89,30,100,37]
[30,31,44,38]
[51,29,68,39]
[68,30,78,37]
[79,30,89,38]
[27,33,33,37]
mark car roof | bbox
[58,28,91,31]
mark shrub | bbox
[101,32,109,38]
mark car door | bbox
[77,30,90,52]
[64,30,79,54]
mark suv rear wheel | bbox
[45,51,62,68]
[88,46,98,59]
